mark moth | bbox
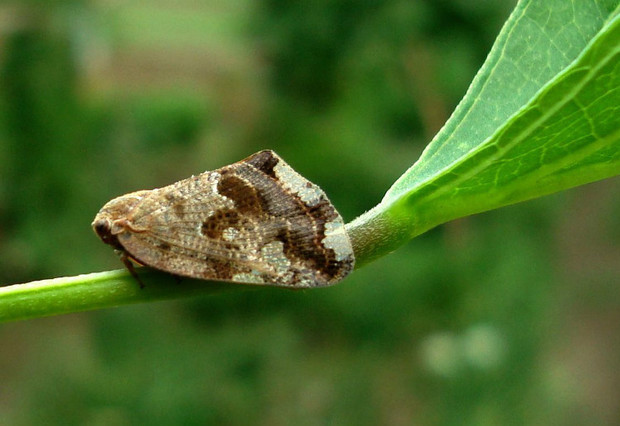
[92,150,355,288]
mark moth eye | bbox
[95,219,124,245]
[93,220,111,238]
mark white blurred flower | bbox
[419,323,506,377]
[461,323,506,371]
[419,331,461,377]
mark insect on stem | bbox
[92,150,355,288]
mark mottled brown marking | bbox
[200,209,241,239]
[173,204,185,216]
[246,149,279,178]
[208,258,235,280]
[217,174,265,215]
[200,221,219,239]
[275,190,343,281]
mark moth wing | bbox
[117,150,354,288]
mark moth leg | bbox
[116,250,145,289]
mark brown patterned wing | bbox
[112,150,354,288]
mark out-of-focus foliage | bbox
[0,1,618,425]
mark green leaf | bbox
[348,0,620,265]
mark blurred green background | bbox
[1,0,619,424]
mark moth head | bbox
[92,190,150,249]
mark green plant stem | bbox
[0,269,243,323]
[346,206,418,268]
